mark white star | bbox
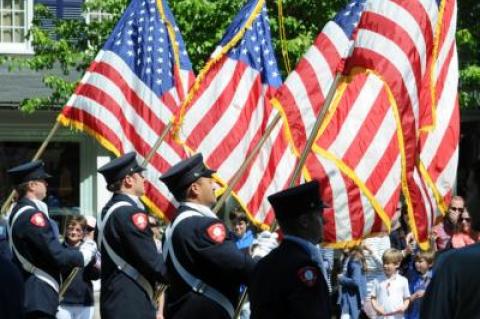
[127,20,134,25]
[147,46,153,52]
[254,46,260,52]
[268,60,275,66]
[127,50,134,56]
[139,27,144,32]
[115,40,121,46]
[174,26,179,32]
[139,17,145,22]
[251,35,257,42]
[256,57,261,63]
[137,59,141,65]
[140,9,146,14]
[146,68,151,74]
[127,30,133,35]
[146,57,152,63]
[150,16,155,22]
[150,7,155,13]
[157,57,163,63]
[158,47,164,53]
[127,40,133,46]
[156,79,162,85]
[242,48,248,55]
[157,69,163,74]
[160,38,164,43]
[182,50,188,56]
[264,48,270,55]
[138,37,143,43]
[148,36,153,42]
[149,26,154,31]
[272,71,279,77]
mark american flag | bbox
[273,0,457,246]
[305,71,403,245]
[418,0,459,228]
[58,0,194,219]
[173,0,296,227]
[345,0,458,247]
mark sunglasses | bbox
[85,226,95,232]
[449,207,464,213]
[460,217,471,222]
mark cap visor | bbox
[202,169,216,178]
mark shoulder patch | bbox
[131,212,148,231]
[206,223,226,244]
[297,266,318,287]
[30,212,47,228]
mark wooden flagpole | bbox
[212,114,282,214]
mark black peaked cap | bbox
[98,152,145,185]
[159,153,215,198]
[267,180,327,220]
[7,160,52,186]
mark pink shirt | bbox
[451,232,478,248]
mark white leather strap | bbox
[98,201,155,302]
[163,210,235,318]
[8,206,60,293]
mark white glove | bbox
[251,231,279,258]
[79,239,98,266]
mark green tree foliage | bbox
[457,0,480,108]
[0,0,478,111]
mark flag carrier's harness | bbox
[98,201,156,304]
[163,209,235,318]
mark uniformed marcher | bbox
[97,152,166,319]
[249,180,331,319]
[159,153,277,319]
[6,160,97,319]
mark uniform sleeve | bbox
[25,211,84,268]
[371,279,378,298]
[117,209,165,283]
[194,219,256,283]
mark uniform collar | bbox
[113,193,145,210]
[15,197,49,217]
[180,201,217,219]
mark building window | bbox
[84,9,111,24]
[0,141,80,231]
[0,0,33,54]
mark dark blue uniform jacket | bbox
[99,193,165,319]
[9,198,84,316]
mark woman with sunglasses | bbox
[450,209,479,249]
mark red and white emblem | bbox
[132,213,148,230]
[206,223,226,243]
[297,266,318,287]
[30,212,46,228]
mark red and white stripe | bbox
[176,52,295,226]
[273,20,352,153]
[60,50,194,220]
[306,72,402,244]
[418,0,459,215]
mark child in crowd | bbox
[405,250,434,319]
[229,209,255,253]
[338,246,367,319]
[371,248,410,319]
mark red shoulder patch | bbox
[30,212,47,228]
[206,223,226,243]
[131,213,148,231]
[297,266,318,287]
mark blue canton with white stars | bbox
[102,0,192,97]
[218,0,282,88]
[333,0,367,39]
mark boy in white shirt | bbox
[371,248,410,319]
